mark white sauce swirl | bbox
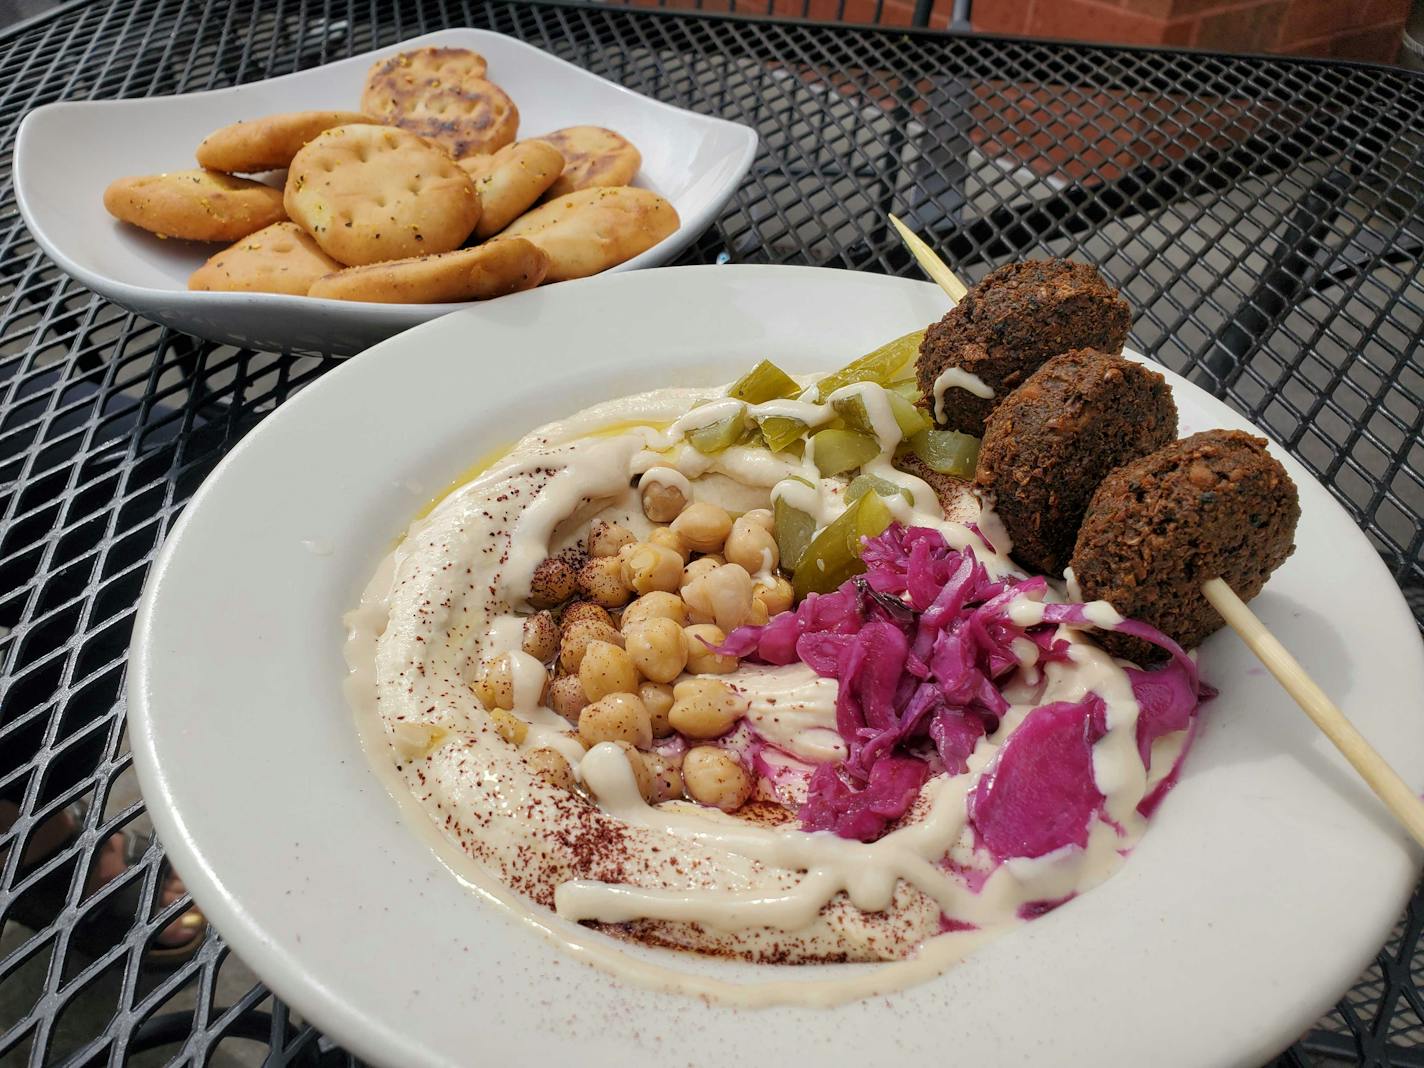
[932,366,995,423]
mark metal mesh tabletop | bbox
[1,1,1423,1064]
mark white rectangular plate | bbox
[14,28,757,355]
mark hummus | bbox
[344,382,1191,1005]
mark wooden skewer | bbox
[891,213,1424,849]
[889,214,968,303]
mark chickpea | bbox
[683,623,738,674]
[671,501,733,554]
[668,677,747,739]
[529,557,577,608]
[741,508,775,534]
[680,557,720,619]
[469,653,514,710]
[579,640,639,701]
[639,681,676,737]
[526,747,575,790]
[558,618,622,674]
[724,516,780,577]
[753,575,795,619]
[717,563,758,631]
[522,611,559,663]
[747,599,770,626]
[548,673,588,723]
[686,563,755,633]
[561,601,613,629]
[643,751,684,804]
[626,617,688,684]
[487,707,528,745]
[577,556,632,609]
[682,557,721,583]
[578,692,653,749]
[621,591,688,633]
[588,520,636,559]
[620,543,684,596]
[647,526,690,563]
[640,477,688,524]
[682,746,752,812]
[612,740,656,803]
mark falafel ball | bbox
[974,348,1177,576]
[916,259,1131,435]
[1070,429,1300,663]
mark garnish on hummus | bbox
[344,259,1294,1004]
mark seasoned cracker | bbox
[501,186,677,282]
[284,124,480,265]
[103,169,287,242]
[188,221,343,295]
[362,46,516,159]
[196,110,375,173]
[536,126,641,199]
[361,47,489,116]
[460,140,565,239]
[307,237,548,303]
[387,79,518,159]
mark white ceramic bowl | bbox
[130,265,1424,1067]
[14,29,756,355]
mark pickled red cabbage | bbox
[721,523,1207,844]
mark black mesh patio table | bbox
[2,1,1423,1064]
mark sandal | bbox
[4,801,206,969]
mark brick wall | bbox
[972,0,1409,62]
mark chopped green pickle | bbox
[759,415,810,454]
[810,428,879,477]
[830,395,875,435]
[735,420,766,449]
[773,480,817,571]
[686,407,748,453]
[891,392,930,437]
[814,329,926,400]
[728,360,801,405]
[845,472,912,505]
[909,428,981,477]
[845,391,932,439]
[888,378,922,404]
[792,491,894,600]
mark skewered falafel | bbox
[917,260,1131,435]
[974,348,1177,576]
[1070,429,1300,662]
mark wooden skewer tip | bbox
[887,214,969,304]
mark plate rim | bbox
[13,27,758,335]
[128,263,1424,1068]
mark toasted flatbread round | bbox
[460,140,565,239]
[501,187,678,282]
[307,237,549,303]
[284,124,480,265]
[536,126,640,199]
[196,111,377,173]
[384,79,519,159]
[188,221,343,295]
[361,47,489,116]
[103,169,286,242]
